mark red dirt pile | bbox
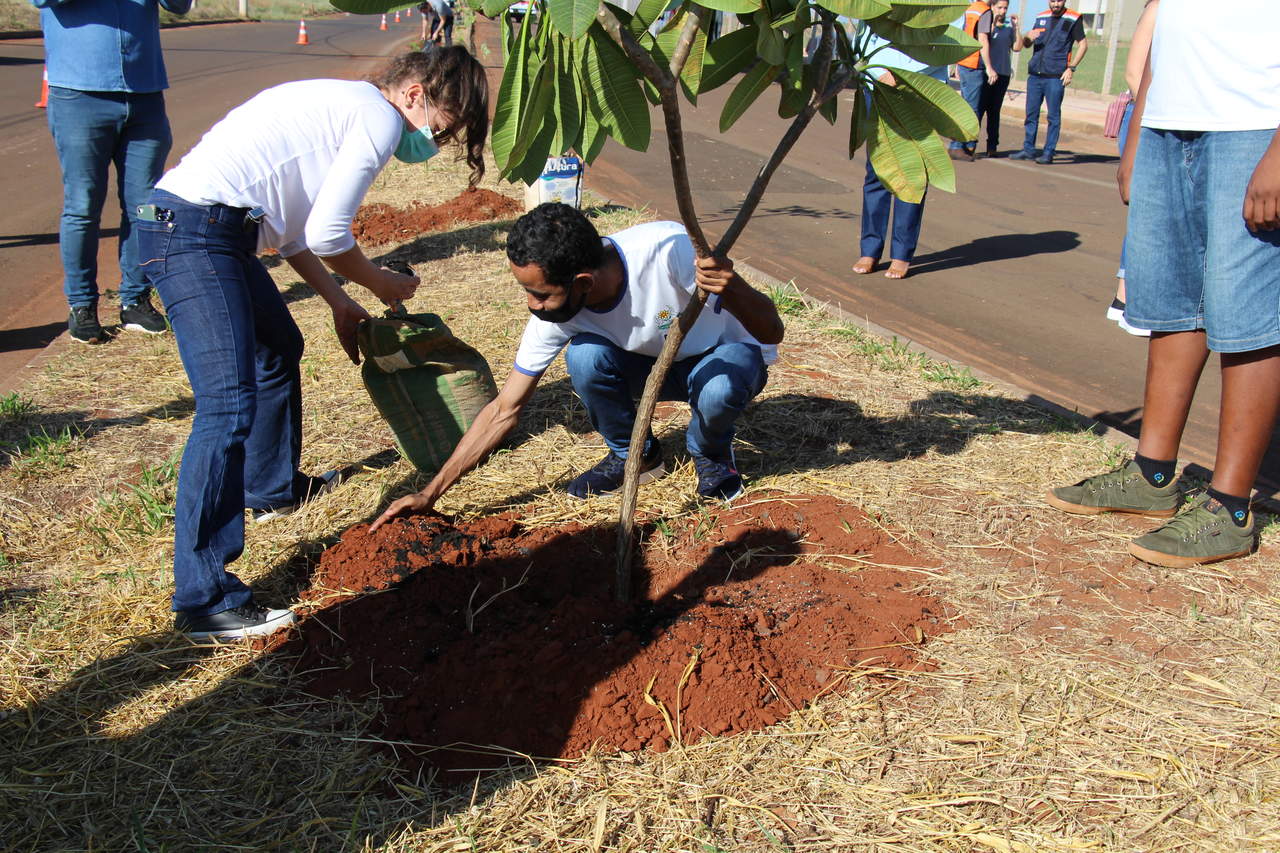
[351,187,522,245]
[286,494,948,780]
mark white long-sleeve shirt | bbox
[157,79,403,257]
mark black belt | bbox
[137,202,265,232]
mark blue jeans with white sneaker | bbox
[138,190,310,616]
[564,333,767,460]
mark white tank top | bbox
[1142,0,1280,132]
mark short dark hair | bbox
[506,203,603,287]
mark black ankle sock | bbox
[1133,453,1176,488]
[1206,488,1251,526]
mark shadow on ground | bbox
[908,229,1080,275]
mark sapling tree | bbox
[333,0,979,600]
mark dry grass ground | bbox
[2,149,1279,852]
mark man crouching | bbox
[373,202,784,527]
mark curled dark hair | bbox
[506,204,603,286]
[369,47,490,186]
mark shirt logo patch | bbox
[656,309,674,330]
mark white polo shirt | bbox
[512,221,777,376]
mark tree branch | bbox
[667,4,707,80]
[715,64,856,255]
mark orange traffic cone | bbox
[405,6,412,15]
[394,9,400,23]
[295,19,309,45]
[34,65,48,109]
[380,13,387,29]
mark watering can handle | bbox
[383,259,414,318]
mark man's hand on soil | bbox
[370,493,436,532]
[1244,136,1280,232]
[333,298,372,364]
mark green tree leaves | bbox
[365,0,982,202]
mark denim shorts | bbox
[1125,127,1280,352]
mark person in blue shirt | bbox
[851,32,949,280]
[1011,0,1087,164]
[977,0,1022,157]
[34,0,190,343]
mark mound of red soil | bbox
[285,494,948,780]
[352,187,522,245]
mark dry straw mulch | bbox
[2,151,1279,852]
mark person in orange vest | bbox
[949,0,995,161]
[1010,0,1088,164]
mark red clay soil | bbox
[351,187,523,245]
[284,493,949,780]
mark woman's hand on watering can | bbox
[371,265,420,306]
[332,296,373,364]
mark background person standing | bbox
[977,0,1020,157]
[949,0,994,162]
[34,0,189,344]
[1011,0,1087,164]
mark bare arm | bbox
[1117,49,1151,204]
[694,256,785,345]
[1124,0,1159,94]
[284,249,372,364]
[370,369,543,528]
[979,31,996,83]
[1244,127,1280,233]
[1061,33,1087,85]
[321,245,420,306]
[1010,15,1022,51]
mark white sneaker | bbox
[175,601,296,641]
[1108,298,1152,337]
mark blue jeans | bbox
[47,87,172,308]
[950,66,985,151]
[1115,99,1134,278]
[860,159,926,263]
[1125,129,1280,353]
[563,333,768,459]
[1021,74,1064,158]
[138,190,309,616]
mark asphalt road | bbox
[0,16,417,389]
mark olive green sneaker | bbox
[1128,492,1256,568]
[1046,459,1180,518]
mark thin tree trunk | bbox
[600,9,852,601]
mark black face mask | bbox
[529,283,588,324]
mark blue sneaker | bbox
[1009,150,1035,161]
[693,450,744,502]
[566,447,665,499]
